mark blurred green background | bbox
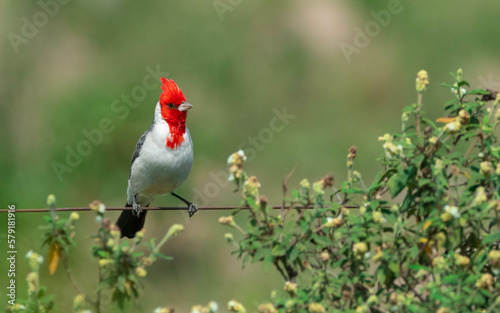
[1,0,500,312]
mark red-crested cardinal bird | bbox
[116,78,197,238]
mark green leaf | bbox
[442,274,459,284]
[387,173,408,198]
[483,232,500,244]
[467,89,490,95]
[272,244,286,256]
[430,292,452,304]
[409,264,431,272]
[155,252,173,261]
[264,251,274,270]
[288,246,299,262]
[410,245,419,259]
[389,261,400,276]
[252,247,266,262]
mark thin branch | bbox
[244,203,263,228]
[464,137,478,159]
[416,93,423,137]
[60,255,100,312]
[282,166,297,222]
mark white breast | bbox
[127,110,193,206]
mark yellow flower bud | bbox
[154,307,174,313]
[70,212,80,221]
[135,266,147,277]
[476,273,494,289]
[436,232,446,248]
[454,254,470,267]
[165,224,184,239]
[416,70,430,93]
[191,305,204,313]
[135,230,144,243]
[300,179,310,189]
[324,216,343,228]
[142,257,153,266]
[73,294,86,311]
[443,120,461,133]
[258,303,277,313]
[480,161,493,176]
[89,200,104,212]
[285,300,295,309]
[401,112,409,122]
[441,211,452,222]
[432,256,445,269]
[308,302,325,313]
[313,181,325,195]
[284,281,297,296]
[472,187,488,206]
[224,233,234,243]
[355,305,369,313]
[459,109,470,125]
[26,272,39,293]
[228,150,246,167]
[488,250,500,266]
[208,301,218,313]
[227,300,246,313]
[320,251,330,261]
[26,250,43,272]
[219,216,235,226]
[243,176,261,200]
[47,194,56,207]
[352,170,361,180]
[98,259,114,267]
[373,247,383,262]
[372,211,384,224]
[353,242,368,255]
[378,133,391,142]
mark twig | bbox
[464,137,478,159]
[273,261,288,281]
[416,93,423,137]
[245,203,263,228]
[60,255,100,312]
[282,166,297,222]
[449,134,463,155]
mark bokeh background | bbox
[1,1,500,312]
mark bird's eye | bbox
[167,103,175,109]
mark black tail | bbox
[116,204,148,238]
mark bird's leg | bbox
[132,194,143,217]
[171,192,198,217]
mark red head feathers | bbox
[159,78,189,149]
[160,78,186,107]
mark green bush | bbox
[221,69,500,313]
[7,69,500,313]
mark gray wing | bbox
[129,122,154,178]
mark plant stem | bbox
[416,93,423,137]
[61,255,99,312]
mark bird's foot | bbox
[132,202,143,217]
[188,203,198,217]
